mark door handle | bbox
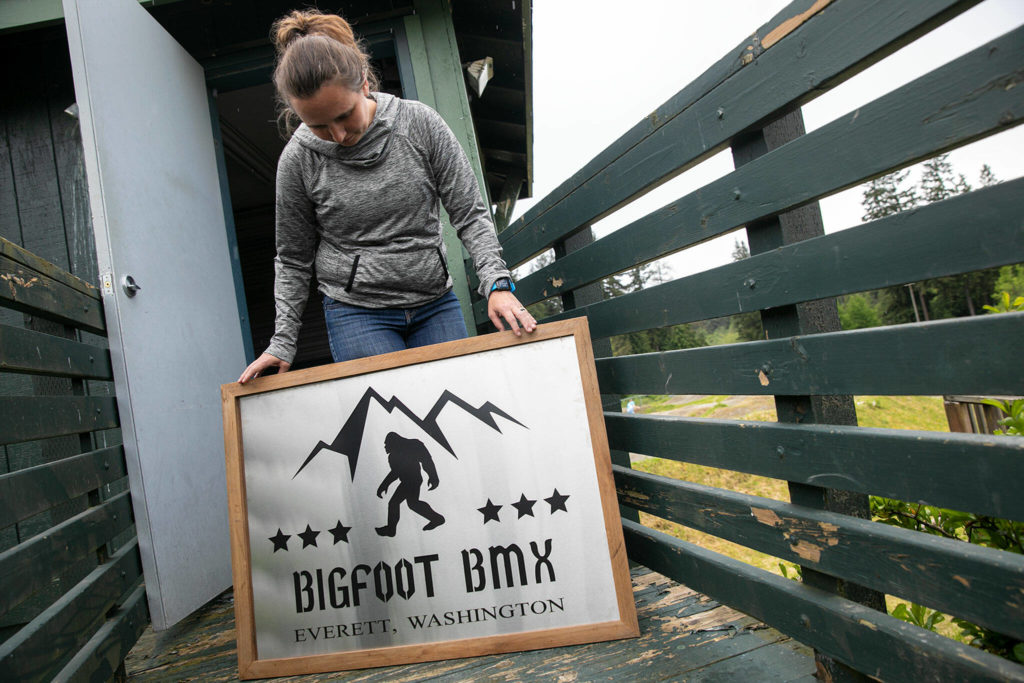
[122,274,142,297]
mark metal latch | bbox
[122,274,141,297]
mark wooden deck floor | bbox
[125,565,816,682]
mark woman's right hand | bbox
[238,353,291,384]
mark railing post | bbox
[553,228,640,523]
[731,108,886,682]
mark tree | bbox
[860,170,926,322]
[979,164,999,188]
[839,294,883,330]
[601,261,708,355]
[731,237,750,261]
[601,262,662,299]
[610,322,708,356]
[919,154,970,203]
[990,264,1024,305]
[859,156,1002,322]
[861,169,918,221]
[728,238,764,341]
[916,155,996,318]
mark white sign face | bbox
[224,322,637,677]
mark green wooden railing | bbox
[471,0,1024,680]
[0,236,147,681]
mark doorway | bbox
[211,28,409,369]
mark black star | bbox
[298,524,320,548]
[329,520,352,544]
[478,498,502,523]
[512,493,537,519]
[545,488,570,514]
[269,528,290,553]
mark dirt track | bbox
[639,394,776,421]
[627,395,776,464]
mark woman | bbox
[239,10,534,383]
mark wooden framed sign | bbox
[221,318,638,678]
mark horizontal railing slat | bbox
[499,24,1024,315]
[0,324,113,379]
[0,396,119,446]
[605,414,1024,521]
[501,0,791,240]
[596,313,1024,396]
[0,492,133,618]
[52,583,148,683]
[0,446,128,529]
[0,254,106,335]
[623,521,1024,682]
[0,541,142,682]
[500,0,982,267]
[0,237,100,301]
[616,466,1024,640]
[488,175,1024,326]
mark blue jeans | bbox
[323,290,468,362]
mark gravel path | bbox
[626,395,776,463]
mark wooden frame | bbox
[221,319,638,679]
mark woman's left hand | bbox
[487,290,537,336]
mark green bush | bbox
[839,293,883,330]
[875,396,1023,662]
[992,264,1024,302]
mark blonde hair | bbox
[271,10,379,131]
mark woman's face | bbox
[291,78,376,146]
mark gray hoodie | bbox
[265,93,511,363]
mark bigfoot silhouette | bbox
[375,432,445,537]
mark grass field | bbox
[626,394,950,429]
[630,395,959,634]
[630,395,949,569]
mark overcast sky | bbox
[511,0,1024,278]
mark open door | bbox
[64,0,248,629]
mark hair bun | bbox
[272,9,357,53]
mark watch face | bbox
[494,278,512,291]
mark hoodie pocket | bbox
[343,255,361,292]
[349,247,450,298]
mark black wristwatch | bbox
[490,277,516,294]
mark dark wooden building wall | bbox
[0,25,122,638]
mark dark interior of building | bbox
[1,0,531,370]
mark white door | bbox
[64,0,248,629]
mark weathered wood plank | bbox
[0,541,142,682]
[483,175,1024,325]
[0,323,112,379]
[0,235,98,301]
[5,80,70,273]
[684,637,817,682]
[476,612,804,682]
[596,313,1024,397]
[508,41,1024,311]
[0,445,127,528]
[0,102,22,244]
[0,492,133,617]
[48,81,100,289]
[0,252,105,334]
[500,0,983,266]
[623,521,1024,682]
[0,395,119,446]
[605,414,1024,522]
[615,466,1024,640]
[53,583,148,683]
[499,0,783,244]
[123,565,813,681]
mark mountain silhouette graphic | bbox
[293,388,527,479]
